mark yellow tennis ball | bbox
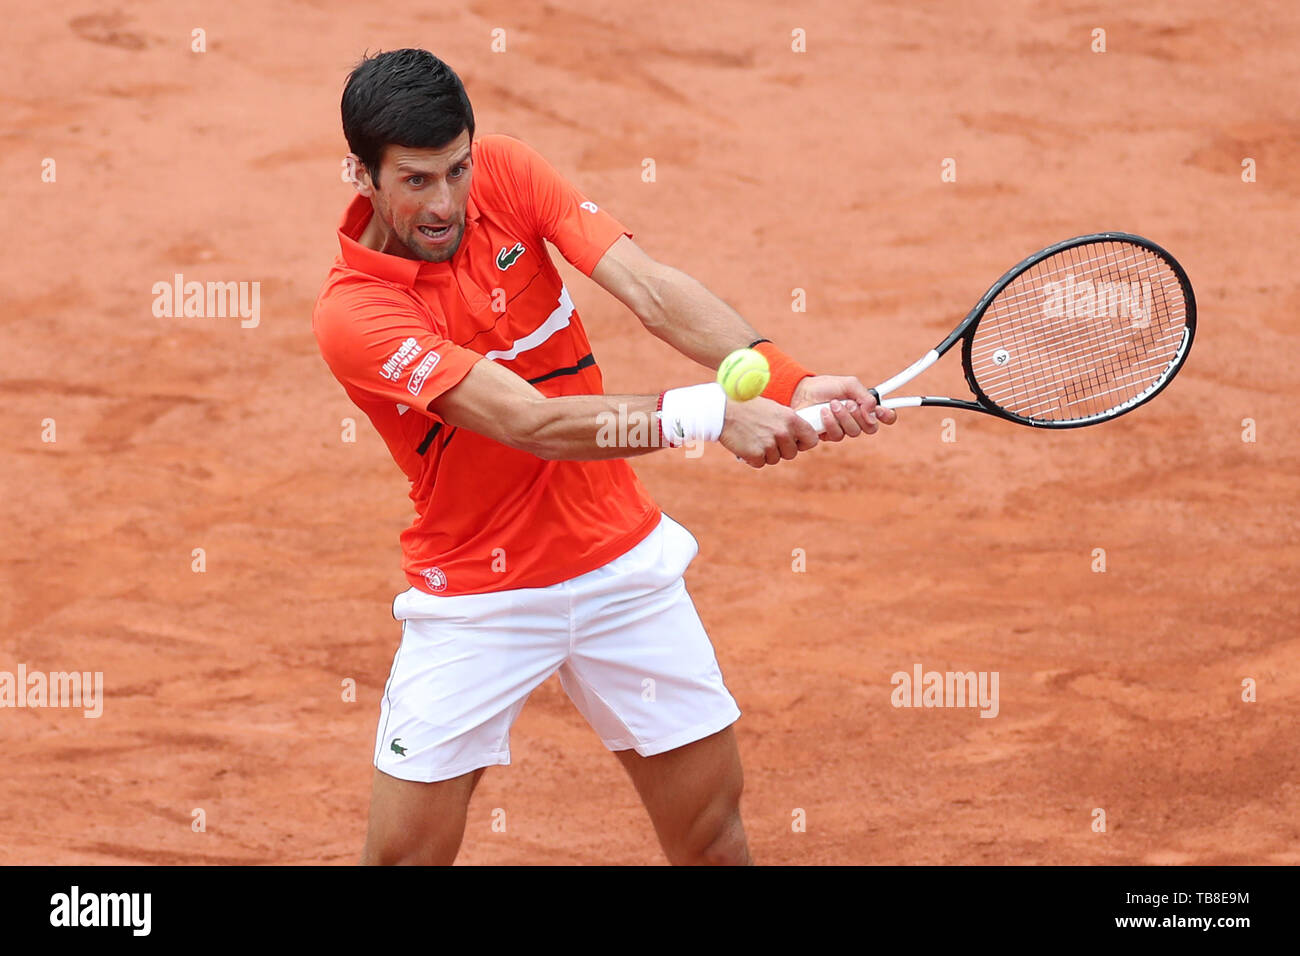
[716,348,771,402]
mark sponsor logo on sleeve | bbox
[580,201,598,213]
[407,351,441,395]
[381,337,423,381]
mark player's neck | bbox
[357,203,419,260]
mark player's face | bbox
[368,131,473,263]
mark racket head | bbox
[958,233,1196,428]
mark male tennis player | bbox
[313,48,896,866]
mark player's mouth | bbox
[417,223,456,244]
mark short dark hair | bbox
[341,49,475,187]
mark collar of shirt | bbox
[336,191,482,287]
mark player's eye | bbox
[407,175,424,187]
[449,164,466,179]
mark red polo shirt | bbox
[313,134,660,595]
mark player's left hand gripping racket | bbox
[797,232,1195,430]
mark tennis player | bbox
[312,48,896,865]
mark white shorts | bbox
[373,514,741,783]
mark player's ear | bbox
[345,153,375,197]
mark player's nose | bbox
[425,186,456,222]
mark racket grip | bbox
[796,397,910,433]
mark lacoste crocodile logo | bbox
[390,738,408,756]
[496,242,525,270]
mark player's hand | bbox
[719,396,820,468]
[791,375,898,441]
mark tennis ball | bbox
[716,348,771,402]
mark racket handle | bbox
[796,397,915,432]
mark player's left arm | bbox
[503,134,891,437]
[589,235,896,437]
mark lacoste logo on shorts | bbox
[421,567,448,592]
[390,737,408,756]
[406,352,441,395]
[496,241,525,270]
[381,337,423,381]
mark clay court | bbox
[3,1,1297,864]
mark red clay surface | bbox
[3,2,1297,864]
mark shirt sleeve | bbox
[313,283,482,413]
[502,136,633,276]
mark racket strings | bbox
[969,241,1189,424]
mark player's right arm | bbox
[431,356,816,467]
[313,288,815,467]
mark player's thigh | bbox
[362,766,485,865]
[614,726,746,853]
[378,587,568,782]
[559,515,741,757]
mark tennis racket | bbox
[797,232,1196,430]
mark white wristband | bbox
[657,383,727,447]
